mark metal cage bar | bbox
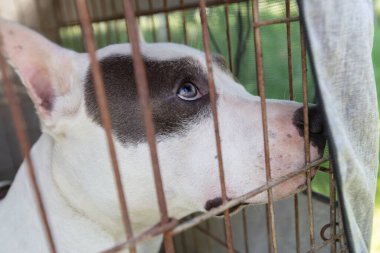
[199,0,236,252]
[75,1,137,253]
[180,0,188,45]
[251,0,278,252]
[122,0,176,252]
[163,0,172,42]
[0,40,57,253]
[300,19,316,251]
[0,1,349,252]
[224,0,233,72]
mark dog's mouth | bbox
[204,197,249,217]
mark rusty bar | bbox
[75,1,136,252]
[265,204,273,253]
[285,0,294,100]
[173,157,328,234]
[163,0,172,41]
[103,158,328,253]
[0,42,57,253]
[300,19,315,250]
[329,163,337,253]
[102,157,327,252]
[179,0,188,44]
[199,0,235,252]
[52,0,63,44]
[135,0,141,24]
[91,0,103,48]
[121,1,175,252]
[110,0,122,43]
[148,0,158,42]
[224,0,233,72]
[34,0,45,33]
[99,0,113,44]
[61,0,76,49]
[285,1,299,252]
[195,226,241,252]
[60,0,250,27]
[102,219,178,253]
[254,16,299,28]
[251,0,278,252]
[294,194,301,253]
[103,157,327,252]
[306,233,344,253]
[242,208,250,253]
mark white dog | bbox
[0,19,325,253]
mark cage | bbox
[0,0,377,253]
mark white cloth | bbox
[299,0,379,252]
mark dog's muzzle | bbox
[293,105,326,155]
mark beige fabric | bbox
[299,0,379,252]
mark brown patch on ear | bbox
[29,69,55,112]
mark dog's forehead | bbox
[97,43,207,65]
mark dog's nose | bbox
[293,105,326,154]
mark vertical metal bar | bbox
[163,0,172,42]
[148,0,158,42]
[110,0,122,43]
[75,2,136,253]
[0,43,57,253]
[179,0,188,44]
[91,0,102,48]
[285,0,294,100]
[251,0,278,252]
[34,0,45,33]
[198,1,235,252]
[224,0,233,72]
[242,208,250,253]
[329,163,337,253]
[285,1,300,252]
[294,194,301,253]
[134,0,141,24]
[99,0,113,44]
[121,1,175,252]
[300,20,315,251]
[52,0,63,45]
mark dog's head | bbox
[0,20,325,225]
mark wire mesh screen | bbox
[0,0,349,252]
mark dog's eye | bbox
[176,82,202,101]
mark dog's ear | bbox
[0,19,81,133]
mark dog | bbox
[0,19,325,253]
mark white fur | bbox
[0,19,321,253]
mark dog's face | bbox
[0,20,324,226]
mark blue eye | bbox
[177,82,202,101]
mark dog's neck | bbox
[0,134,162,252]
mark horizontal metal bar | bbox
[172,157,328,235]
[101,219,178,253]
[254,16,299,27]
[59,0,299,28]
[60,0,243,27]
[97,157,327,251]
[306,233,344,253]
